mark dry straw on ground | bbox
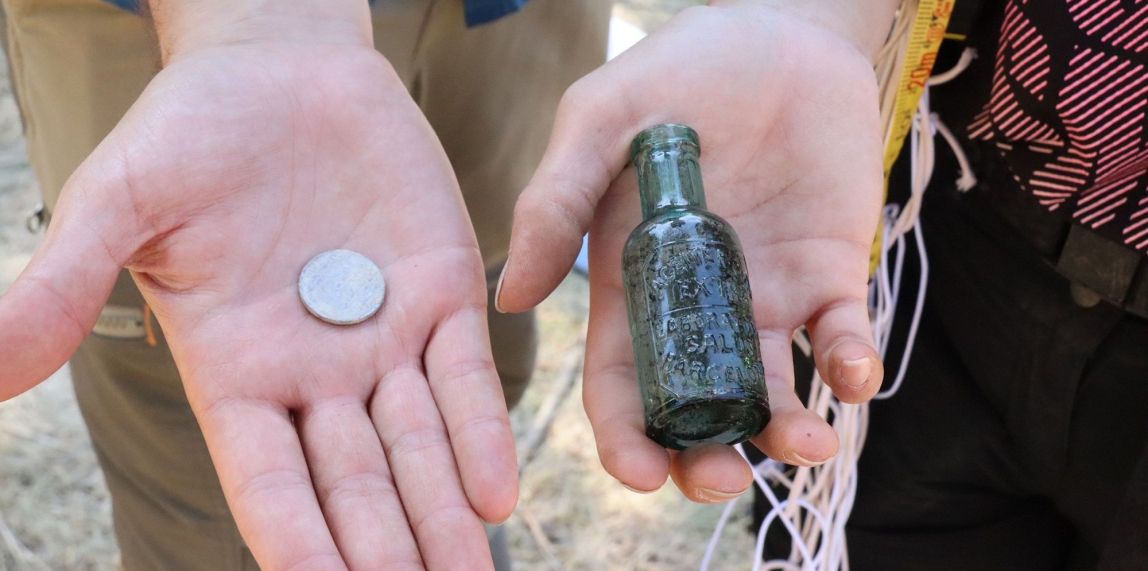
[0,2,763,569]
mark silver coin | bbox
[298,249,386,325]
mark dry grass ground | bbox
[0,2,763,569]
[0,42,119,570]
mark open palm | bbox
[0,43,514,570]
[500,4,885,499]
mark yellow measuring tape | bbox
[871,0,956,272]
[883,0,956,173]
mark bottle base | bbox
[646,395,770,450]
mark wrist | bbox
[147,0,373,64]
[717,0,901,63]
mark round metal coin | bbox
[298,249,386,325]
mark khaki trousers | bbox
[2,0,609,568]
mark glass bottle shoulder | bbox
[623,207,739,254]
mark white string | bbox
[927,48,976,86]
[928,48,978,194]
[701,46,981,571]
[875,89,933,401]
[700,494,741,569]
[933,113,978,192]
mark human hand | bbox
[0,24,514,571]
[498,1,892,501]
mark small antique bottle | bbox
[622,124,770,450]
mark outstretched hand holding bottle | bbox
[499,0,899,501]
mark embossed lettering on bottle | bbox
[622,124,770,450]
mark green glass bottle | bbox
[622,124,770,450]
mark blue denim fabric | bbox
[102,0,527,26]
[463,0,529,25]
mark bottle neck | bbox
[635,141,706,219]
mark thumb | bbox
[496,77,646,313]
[0,157,142,400]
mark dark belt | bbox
[968,171,1148,321]
[1056,224,1148,320]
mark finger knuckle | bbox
[386,427,450,462]
[320,470,398,507]
[411,505,477,540]
[233,469,313,505]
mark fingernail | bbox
[841,357,872,389]
[494,254,510,314]
[695,487,746,503]
[622,483,655,495]
[782,450,828,467]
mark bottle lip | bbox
[630,123,700,161]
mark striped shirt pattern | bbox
[968,0,1148,253]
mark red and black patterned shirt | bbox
[965,0,1148,253]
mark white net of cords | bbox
[698,10,979,568]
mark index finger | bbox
[196,396,346,571]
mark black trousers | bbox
[841,171,1148,569]
[752,144,1148,569]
